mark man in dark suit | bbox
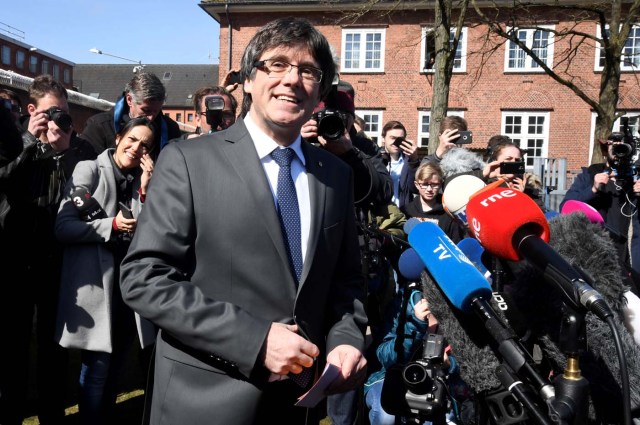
[120,17,368,425]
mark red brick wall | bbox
[216,10,639,175]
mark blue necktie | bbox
[271,148,312,388]
[271,148,303,284]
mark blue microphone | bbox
[408,221,492,313]
[403,217,422,236]
[398,247,425,281]
[457,237,491,280]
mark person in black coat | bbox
[402,161,466,243]
[80,72,181,158]
[0,75,97,425]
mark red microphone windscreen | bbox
[466,187,550,261]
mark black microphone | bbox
[71,188,106,222]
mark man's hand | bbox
[263,323,320,376]
[435,128,459,159]
[301,118,353,156]
[27,110,49,140]
[324,345,367,395]
[399,137,418,161]
[593,172,610,193]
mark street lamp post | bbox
[89,48,145,73]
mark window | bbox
[63,68,71,84]
[15,51,25,69]
[29,56,38,73]
[505,26,554,72]
[421,27,467,72]
[176,113,182,122]
[356,110,383,145]
[187,113,194,122]
[502,112,550,167]
[596,24,640,71]
[1,46,10,65]
[417,111,465,148]
[163,72,172,80]
[52,64,60,80]
[41,59,50,75]
[342,28,385,73]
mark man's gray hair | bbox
[125,72,166,104]
[440,147,486,179]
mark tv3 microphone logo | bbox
[72,191,91,209]
[470,189,518,242]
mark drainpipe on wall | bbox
[226,4,232,73]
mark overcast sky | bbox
[1,0,221,65]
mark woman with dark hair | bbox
[54,117,157,425]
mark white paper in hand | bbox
[294,363,341,408]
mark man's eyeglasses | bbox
[253,59,323,84]
[417,182,440,190]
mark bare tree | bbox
[428,0,471,154]
[471,0,640,164]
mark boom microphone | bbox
[442,174,485,226]
[70,187,106,222]
[561,199,626,242]
[466,187,614,322]
[457,237,491,279]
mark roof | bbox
[73,64,219,107]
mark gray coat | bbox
[55,149,155,353]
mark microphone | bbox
[442,174,485,227]
[466,187,614,322]
[70,188,106,222]
[409,221,555,404]
[560,199,626,241]
[403,217,422,236]
[457,237,491,279]
[397,247,425,282]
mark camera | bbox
[455,130,473,144]
[605,117,640,186]
[393,137,405,148]
[499,160,525,176]
[205,95,225,131]
[312,109,349,141]
[381,334,449,422]
[227,70,243,85]
[44,107,72,132]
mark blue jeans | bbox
[365,381,396,425]
[328,390,358,425]
[79,351,115,425]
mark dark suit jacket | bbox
[120,119,367,424]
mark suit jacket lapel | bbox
[300,142,327,286]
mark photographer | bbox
[302,83,392,208]
[0,75,96,425]
[561,126,640,278]
[364,284,464,425]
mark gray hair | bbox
[125,72,166,104]
[440,147,486,178]
[239,17,336,117]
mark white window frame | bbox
[501,112,550,168]
[504,25,555,72]
[589,111,640,163]
[356,110,384,146]
[595,24,640,72]
[420,27,467,73]
[417,111,465,148]
[341,28,385,73]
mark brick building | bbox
[200,0,639,184]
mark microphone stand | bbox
[546,303,590,425]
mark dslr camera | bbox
[608,117,640,181]
[205,95,225,132]
[381,334,449,422]
[311,77,350,142]
[44,107,72,132]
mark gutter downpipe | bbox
[226,4,232,73]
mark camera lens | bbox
[318,114,345,141]
[45,107,72,132]
[612,143,633,158]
